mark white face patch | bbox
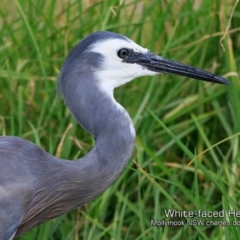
[90,38,157,98]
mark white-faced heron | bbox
[0,31,230,239]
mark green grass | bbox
[0,0,240,239]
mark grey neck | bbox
[58,68,135,207]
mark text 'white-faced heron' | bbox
[0,31,230,239]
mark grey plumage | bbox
[0,31,230,239]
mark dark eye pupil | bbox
[117,48,129,59]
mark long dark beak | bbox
[123,50,231,85]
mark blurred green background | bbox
[0,0,240,239]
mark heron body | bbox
[0,31,230,239]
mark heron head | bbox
[59,31,230,98]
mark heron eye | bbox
[117,48,129,59]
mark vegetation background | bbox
[0,0,240,239]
